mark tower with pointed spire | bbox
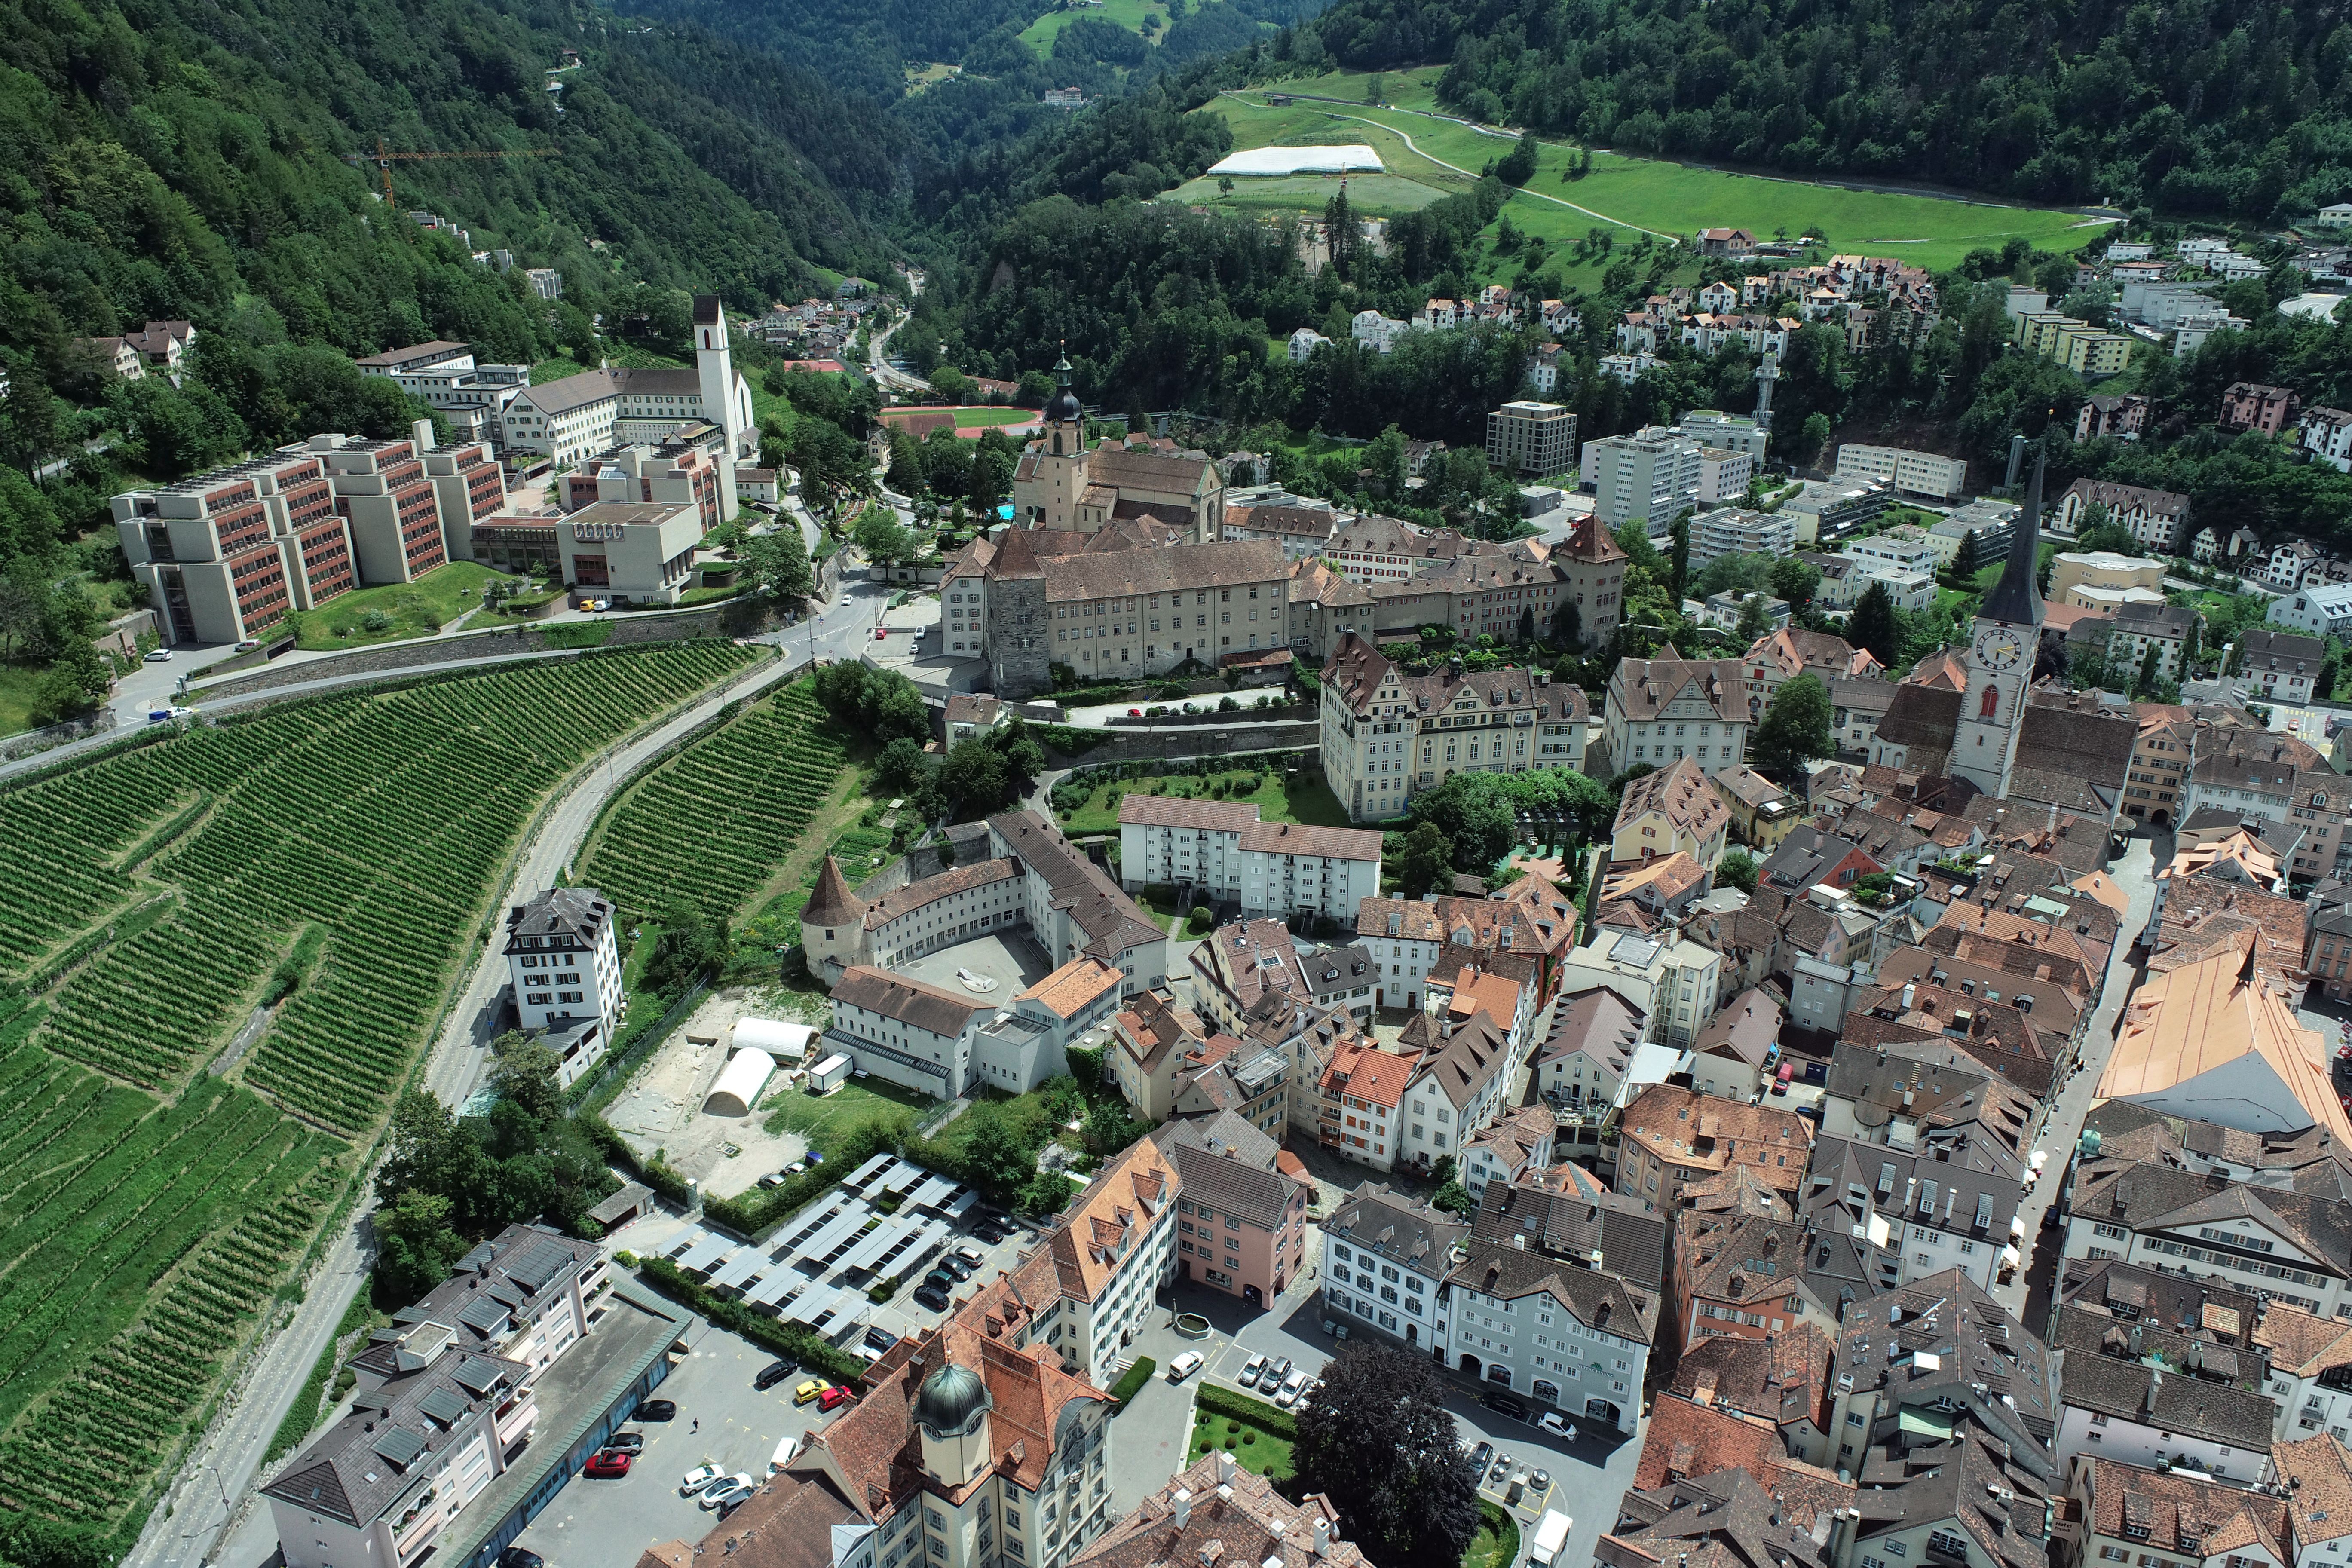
[1950,450,2046,797]
[800,855,868,980]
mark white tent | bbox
[704,1047,776,1117]
[1207,144,1385,178]
[734,1017,815,1060]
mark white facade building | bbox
[1581,427,1702,527]
[502,887,625,1085]
[1323,1183,1466,1353]
[1115,796,1383,921]
[1445,1240,1654,1432]
[1834,444,1968,502]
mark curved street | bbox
[121,574,888,1568]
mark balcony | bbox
[493,1391,539,1447]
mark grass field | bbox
[1019,0,1165,55]
[0,642,751,1541]
[284,560,505,650]
[1190,1396,1295,1478]
[887,405,1040,429]
[1055,767,1353,834]
[0,661,47,737]
[1467,1502,1523,1568]
[1197,71,2107,275]
[763,1076,935,1158]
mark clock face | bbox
[1974,628,2025,672]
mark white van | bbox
[770,1433,800,1474]
[1529,1510,1572,1568]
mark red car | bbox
[584,1449,634,1478]
[817,1385,855,1412]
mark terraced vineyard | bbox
[580,681,853,925]
[0,641,752,1540]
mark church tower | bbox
[692,295,751,520]
[1019,352,1090,529]
[1950,450,2045,798]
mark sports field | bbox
[1196,70,2108,275]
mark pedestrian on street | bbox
[692,1418,699,1434]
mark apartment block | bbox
[1486,401,1577,478]
[355,341,531,443]
[503,887,626,1085]
[1687,505,1795,566]
[1833,443,1967,502]
[1678,409,1767,459]
[1695,447,1754,504]
[1320,634,1589,822]
[1322,1182,1465,1353]
[1114,795,1382,920]
[1581,427,1702,527]
[113,426,492,646]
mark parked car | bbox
[770,1435,801,1475]
[793,1379,831,1406]
[701,1473,755,1509]
[1469,1441,1495,1473]
[604,1430,645,1453]
[754,1360,796,1391]
[942,1256,974,1280]
[1127,708,1142,717]
[1165,1351,1204,1382]
[865,1325,900,1352]
[818,1385,854,1412]
[1268,1357,1294,1387]
[680,1464,724,1496]
[716,1490,755,1520]
[1481,1390,1527,1420]
[1537,1412,1576,1441]
[953,1245,987,1268]
[143,649,172,662]
[234,639,263,654]
[913,1284,952,1311]
[759,1172,788,1189]
[971,1221,1006,1244]
[1238,1354,1268,1388]
[1275,1370,1310,1408]
[496,1549,544,1568]
[923,1268,956,1291]
[583,1450,632,1478]
[635,1399,677,1422]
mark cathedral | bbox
[1008,356,1225,539]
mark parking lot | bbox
[506,1322,840,1567]
[863,1205,1045,1341]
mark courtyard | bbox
[897,928,1055,1000]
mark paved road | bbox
[124,577,887,1568]
[1991,829,2162,1323]
[866,312,931,396]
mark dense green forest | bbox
[1302,0,2352,223]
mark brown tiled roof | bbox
[1320,1037,1418,1109]
[1115,988,1204,1076]
[658,1470,865,1568]
[1449,1237,1659,1343]
[1632,1393,1791,1490]
[1040,539,1284,603]
[1617,756,1732,840]
[1239,819,1384,859]
[1116,793,1250,831]
[831,967,993,1035]
[1610,647,1746,723]
[1692,988,1780,1066]
[1619,1085,1812,1191]
[1071,1452,1368,1568]
[1355,896,1448,944]
[1020,956,1122,1019]
[863,858,1020,928]
[2082,1459,2288,1560]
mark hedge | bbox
[1108,1357,1156,1409]
[636,1256,867,1382]
[1194,1384,1295,1438]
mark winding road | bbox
[120,576,892,1568]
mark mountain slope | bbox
[1306,0,2352,222]
[0,0,894,377]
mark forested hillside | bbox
[1302,0,2352,223]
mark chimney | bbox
[1314,1520,1333,1558]
[1173,1488,1193,1527]
[1218,1452,1238,1485]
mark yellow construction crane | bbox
[344,138,560,206]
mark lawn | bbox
[1189,1398,1295,1479]
[531,355,588,385]
[1467,1502,1522,1568]
[0,662,47,738]
[1019,0,1167,55]
[1198,73,2107,274]
[763,1075,938,1157]
[283,560,507,650]
[1055,767,1354,834]
[886,405,1039,429]
[1165,171,1449,214]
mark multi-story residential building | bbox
[1390,1012,1513,1173]
[1611,756,1733,865]
[2067,1459,2291,1568]
[2231,628,2328,707]
[1737,626,1882,722]
[502,887,625,1084]
[1823,1270,2058,1482]
[113,450,350,646]
[1025,1133,1180,1387]
[789,1277,1121,1568]
[1536,986,1646,1108]
[1834,444,1968,502]
[2064,1142,2352,1319]
[1460,1104,1557,1201]
[1158,1111,1310,1307]
[265,1227,616,1568]
[1803,1132,2022,1291]
[2309,887,2352,1004]
[1558,927,1726,1046]
[2056,478,2192,552]
[1710,763,1797,851]
[2270,583,2352,639]
[1351,897,1446,1011]
[2302,407,2352,473]
[1582,426,1702,527]
[1318,634,1589,823]
[1317,1037,1417,1171]
[1603,648,1751,778]
[1445,1239,1657,1431]
[1221,493,1340,559]
[1687,505,1796,565]
[2178,727,2348,882]
[2076,393,2151,441]
[1615,1085,1812,1208]
[1671,1205,1831,1352]
[2107,601,2197,681]
[1321,1182,1467,1353]
[1107,988,1211,1120]
[1321,514,1475,584]
[2221,381,2303,435]
[1779,477,1891,546]
[1486,401,1577,477]
[824,968,1004,1098]
[1114,797,1381,922]
[1679,409,1768,459]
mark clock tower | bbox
[1951,452,2046,797]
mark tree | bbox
[374,1189,468,1305]
[28,640,113,725]
[1294,1341,1481,1568]
[1716,849,1760,895]
[643,896,727,997]
[1750,672,1833,773]
[1769,555,1822,610]
[1395,822,1455,898]
[956,1104,1034,1201]
[1794,411,1832,466]
[938,739,1012,820]
[489,1042,566,1127]
[743,527,814,600]
[2134,639,2162,697]
[1848,583,1900,669]
[2074,518,2138,556]
[1668,513,1691,602]
[2067,640,2112,691]
[2180,614,2203,671]
[877,736,935,792]
[854,505,916,564]
[2320,642,2344,704]
[1735,591,1773,643]
[1495,133,1539,187]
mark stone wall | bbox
[1041,720,1318,766]
[193,598,793,702]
